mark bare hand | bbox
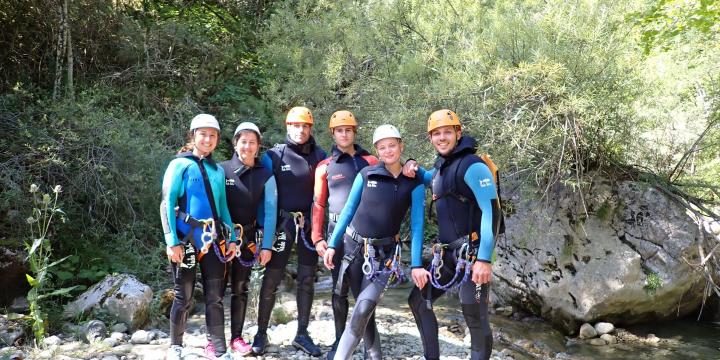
[472,261,492,285]
[315,240,328,257]
[323,248,336,270]
[259,249,272,266]
[227,242,237,258]
[411,268,432,289]
[167,245,184,263]
[402,160,419,178]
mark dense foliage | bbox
[0,0,717,325]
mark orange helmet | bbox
[329,110,357,129]
[427,109,461,133]
[285,106,314,125]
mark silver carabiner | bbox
[200,219,215,254]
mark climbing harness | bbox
[233,224,261,267]
[278,210,317,251]
[428,237,477,291]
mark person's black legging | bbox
[169,243,229,355]
[331,235,395,360]
[328,220,350,344]
[408,249,492,360]
[256,211,318,336]
[229,230,259,341]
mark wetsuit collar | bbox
[331,143,370,160]
[433,136,477,170]
[177,151,218,168]
[367,162,405,179]
[285,135,317,155]
[229,153,260,177]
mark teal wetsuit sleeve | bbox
[410,183,426,268]
[414,166,434,187]
[216,167,236,244]
[463,162,498,262]
[260,176,278,249]
[161,160,186,247]
[260,153,273,171]
[328,174,364,248]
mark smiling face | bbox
[374,137,403,166]
[286,122,311,144]
[430,125,461,156]
[235,130,260,165]
[332,125,355,149]
[192,127,219,156]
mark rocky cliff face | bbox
[492,176,714,333]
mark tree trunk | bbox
[64,0,74,101]
[52,1,65,101]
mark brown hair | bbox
[178,131,194,154]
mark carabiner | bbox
[234,223,244,248]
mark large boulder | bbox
[63,274,153,330]
[492,176,710,333]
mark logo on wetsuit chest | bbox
[479,178,492,187]
[225,178,235,186]
[331,174,346,181]
[281,165,291,171]
[367,180,378,188]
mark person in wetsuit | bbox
[323,124,429,360]
[404,109,502,360]
[160,114,237,360]
[252,106,327,357]
[221,122,278,356]
[311,110,378,353]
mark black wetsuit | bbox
[407,136,502,360]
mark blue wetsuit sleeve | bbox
[328,174,364,248]
[217,169,236,244]
[260,176,278,249]
[463,162,498,263]
[161,160,186,247]
[410,183,425,268]
[260,153,273,171]
[416,166,434,187]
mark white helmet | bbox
[190,114,220,131]
[372,124,402,145]
[233,122,262,140]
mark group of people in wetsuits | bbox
[160,107,502,360]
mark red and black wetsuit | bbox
[311,144,377,348]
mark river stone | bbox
[102,337,118,347]
[83,320,107,342]
[578,323,597,339]
[594,322,614,335]
[9,297,29,314]
[42,335,63,347]
[110,323,128,334]
[600,333,617,344]
[110,332,125,341]
[0,316,24,346]
[130,330,154,344]
[589,338,607,346]
[492,177,709,332]
[64,274,153,330]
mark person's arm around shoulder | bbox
[464,161,498,285]
[402,160,434,186]
[322,173,364,270]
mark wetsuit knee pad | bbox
[349,299,377,334]
[461,304,492,354]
